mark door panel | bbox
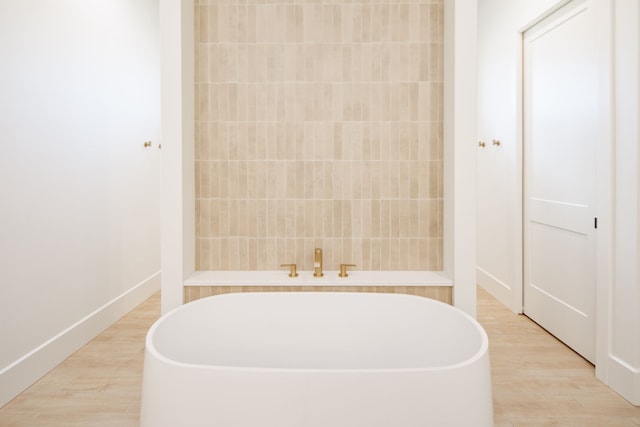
[523,0,597,363]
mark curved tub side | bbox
[140,349,493,427]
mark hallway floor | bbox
[0,288,639,426]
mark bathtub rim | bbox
[145,291,489,374]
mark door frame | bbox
[514,0,613,377]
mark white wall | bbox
[444,0,478,316]
[477,0,640,405]
[159,0,195,314]
[608,0,640,404]
[0,0,161,407]
[476,0,563,311]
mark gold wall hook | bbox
[478,141,486,148]
[144,141,152,148]
[492,139,501,146]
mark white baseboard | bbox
[608,355,640,406]
[0,272,160,408]
[476,266,518,312]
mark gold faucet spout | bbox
[313,248,324,277]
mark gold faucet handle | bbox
[280,263,298,278]
[339,264,357,278]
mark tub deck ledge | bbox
[184,270,453,287]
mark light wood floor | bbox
[1,288,639,426]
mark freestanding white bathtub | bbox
[140,292,493,427]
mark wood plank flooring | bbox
[0,293,161,427]
[0,288,639,426]
[477,287,640,426]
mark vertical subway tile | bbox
[311,4,322,44]
[285,4,296,42]
[389,200,400,238]
[371,45,382,83]
[195,5,203,43]
[399,161,410,201]
[274,5,286,43]
[304,160,314,199]
[342,238,353,264]
[352,122,363,163]
[420,4,430,43]
[379,159,390,200]
[361,4,371,42]
[218,237,233,270]
[303,4,314,43]
[342,45,352,83]
[428,237,442,270]
[390,239,400,269]
[245,239,256,270]
[361,238,371,271]
[380,200,390,238]
[210,200,220,238]
[217,4,228,43]
[371,238,381,271]
[390,4,400,42]
[352,161,362,200]
[322,5,333,44]
[286,200,296,238]
[398,121,410,160]
[194,160,203,198]
[247,200,257,238]
[409,4,420,42]
[333,123,343,160]
[380,238,391,270]
[380,3,390,41]
[238,160,248,198]
[210,239,220,271]
[409,161,419,199]
[229,200,239,237]
[370,4,380,43]
[304,200,315,238]
[342,4,353,43]
[323,162,333,199]
[313,200,324,237]
[200,239,211,270]
[399,4,410,42]
[195,0,444,272]
[294,45,305,84]
[246,4,256,43]
[371,161,380,200]
[361,163,372,203]
[342,200,353,239]
[256,200,267,238]
[352,45,362,89]
[239,200,249,238]
[333,47,344,90]
[266,199,278,238]
[228,4,239,43]
[252,239,265,271]
[399,239,410,270]
[333,5,342,43]
[266,238,277,270]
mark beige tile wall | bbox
[194,0,444,271]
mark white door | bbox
[523,0,597,363]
